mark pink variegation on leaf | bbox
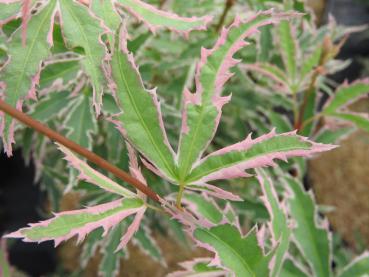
[116,0,212,38]
[4,198,145,247]
[188,129,337,184]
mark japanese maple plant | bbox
[1,0,369,276]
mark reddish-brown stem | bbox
[295,35,348,132]
[0,99,160,203]
[215,0,235,32]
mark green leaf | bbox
[193,224,273,276]
[268,111,292,133]
[99,222,126,277]
[333,112,369,133]
[314,127,355,144]
[64,93,97,149]
[30,91,70,122]
[91,0,121,32]
[256,169,291,277]
[0,1,22,23]
[168,258,226,276]
[0,0,57,154]
[245,62,290,90]
[109,27,177,180]
[90,0,121,46]
[338,252,369,277]
[259,25,273,62]
[281,258,309,277]
[285,176,332,277]
[184,193,223,224]
[134,225,163,263]
[80,228,103,267]
[323,80,369,115]
[300,89,317,137]
[39,59,80,91]
[58,0,107,113]
[278,21,298,83]
[301,46,322,78]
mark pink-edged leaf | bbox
[57,144,136,198]
[285,176,332,277]
[256,169,291,277]
[107,26,177,181]
[162,201,269,276]
[58,0,109,114]
[90,0,121,32]
[0,0,57,155]
[132,224,164,265]
[186,129,336,184]
[322,79,369,133]
[115,208,145,252]
[116,0,212,36]
[193,224,275,276]
[112,142,150,252]
[281,256,309,277]
[0,0,26,26]
[167,258,227,277]
[177,11,299,181]
[4,198,145,247]
[98,222,126,277]
[21,0,31,45]
[242,62,290,92]
[277,20,299,84]
[187,183,242,201]
[323,79,369,114]
[182,192,224,226]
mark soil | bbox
[309,100,369,249]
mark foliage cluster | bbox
[1,0,369,276]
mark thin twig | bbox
[295,35,347,131]
[215,0,235,32]
[0,99,160,203]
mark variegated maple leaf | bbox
[4,144,148,251]
[107,10,335,208]
[0,0,212,156]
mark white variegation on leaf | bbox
[0,0,57,155]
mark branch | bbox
[215,0,235,32]
[0,99,160,202]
